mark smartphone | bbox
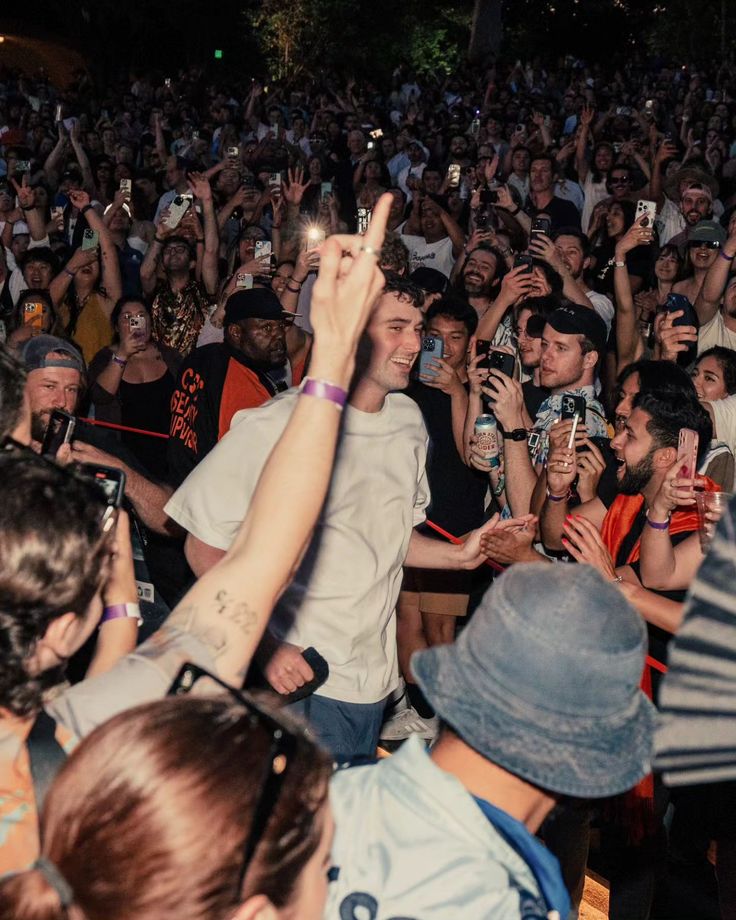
[487,350,515,378]
[164,77,172,89]
[235,272,254,289]
[242,175,256,189]
[475,338,493,367]
[480,188,498,205]
[15,160,30,174]
[531,217,551,237]
[165,194,191,229]
[447,164,461,188]
[357,207,371,235]
[254,240,272,263]
[514,253,533,274]
[120,178,132,197]
[282,647,330,703]
[82,229,99,250]
[664,292,699,365]
[560,393,587,422]
[306,226,325,250]
[23,301,45,330]
[55,103,63,123]
[635,199,657,229]
[80,464,127,508]
[475,209,490,229]
[419,335,444,379]
[676,427,699,480]
[320,181,332,201]
[367,140,375,150]
[191,130,200,140]
[41,409,76,458]
[127,314,144,330]
[227,146,240,158]
[268,172,282,190]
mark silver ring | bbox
[359,244,378,256]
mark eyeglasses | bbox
[168,662,298,896]
[687,240,721,250]
[164,244,189,255]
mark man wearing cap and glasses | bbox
[167,288,300,488]
[326,564,655,920]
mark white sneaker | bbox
[380,706,438,742]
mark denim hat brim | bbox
[413,641,656,799]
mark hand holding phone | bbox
[419,335,444,379]
[41,409,76,458]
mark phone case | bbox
[676,428,699,480]
[635,199,657,227]
[560,394,587,421]
[419,336,444,378]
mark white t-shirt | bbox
[698,312,736,354]
[581,172,608,234]
[656,197,685,246]
[586,289,615,335]
[165,390,430,704]
[400,231,455,277]
[709,394,736,460]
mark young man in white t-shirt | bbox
[165,277,498,759]
[400,194,465,278]
[695,222,736,354]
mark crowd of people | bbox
[0,52,736,919]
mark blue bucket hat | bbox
[412,563,655,798]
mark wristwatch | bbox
[506,428,528,441]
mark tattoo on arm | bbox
[172,591,259,661]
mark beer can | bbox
[474,414,500,468]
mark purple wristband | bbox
[101,603,142,625]
[300,377,347,411]
[645,510,670,531]
[719,249,735,263]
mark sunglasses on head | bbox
[688,239,721,250]
[168,663,299,897]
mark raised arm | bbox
[695,224,736,325]
[187,173,219,296]
[69,121,96,195]
[614,216,653,372]
[163,194,393,687]
[68,189,123,310]
[575,104,595,182]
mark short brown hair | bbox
[0,697,332,920]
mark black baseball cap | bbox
[546,302,607,357]
[224,288,293,325]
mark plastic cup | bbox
[695,491,733,552]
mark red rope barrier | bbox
[79,418,170,440]
[425,519,505,574]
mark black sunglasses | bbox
[168,662,299,897]
[688,239,721,250]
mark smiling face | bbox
[356,291,423,397]
[692,354,729,401]
[655,248,680,283]
[606,203,627,237]
[610,406,658,494]
[687,240,719,271]
[681,189,711,225]
[23,259,54,290]
[426,315,470,370]
[462,249,497,296]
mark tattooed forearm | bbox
[169,591,260,660]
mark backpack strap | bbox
[26,710,67,809]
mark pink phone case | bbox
[677,428,699,480]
